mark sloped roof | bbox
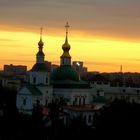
[51,65,79,81]
[93,96,108,103]
[31,63,49,72]
[26,85,42,96]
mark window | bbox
[33,77,36,84]
[83,97,85,105]
[23,99,26,105]
[79,98,81,105]
[122,89,126,93]
[45,99,48,105]
[88,115,92,123]
[73,97,77,105]
[75,97,77,104]
[36,100,40,106]
[46,77,48,84]
[83,115,87,122]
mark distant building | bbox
[16,24,99,124]
[45,61,52,72]
[72,61,87,78]
[2,76,21,90]
[51,64,59,72]
[0,64,27,90]
[4,64,27,75]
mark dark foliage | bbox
[94,99,140,137]
[0,84,140,139]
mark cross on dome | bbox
[65,22,70,35]
[40,27,43,40]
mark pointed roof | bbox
[38,27,44,47]
[61,22,71,58]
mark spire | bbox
[38,27,44,47]
[60,22,71,66]
[65,22,70,43]
[61,22,71,54]
[36,28,45,63]
[40,27,43,40]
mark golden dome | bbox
[38,39,44,47]
[61,22,71,58]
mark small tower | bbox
[30,28,50,85]
[36,28,45,63]
[60,22,71,66]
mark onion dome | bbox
[38,38,44,48]
[31,28,47,71]
[51,65,79,81]
[51,23,90,88]
[61,22,71,58]
[37,28,44,56]
[51,65,89,88]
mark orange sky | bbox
[0,0,140,72]
[0,26,140,72]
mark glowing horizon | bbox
[0,26,140,73]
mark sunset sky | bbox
[0,0,140,72]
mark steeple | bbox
[36,28,45,63]
[38,27,44,49]
[60,22,71,66]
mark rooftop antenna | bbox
[120,65,122,73]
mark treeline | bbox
[0,85,140,139]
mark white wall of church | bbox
[37,85,53,105]
[16,87,33,111]
[29,71,49,85]
[16,95,33,111]
[53,88,94,105]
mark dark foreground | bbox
[0,86,140,139]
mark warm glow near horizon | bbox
[0,29,140,73]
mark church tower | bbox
[60,22,71,66]
[29,28,50,85]
[36,28,45,63]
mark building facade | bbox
[16,24,97,118]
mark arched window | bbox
[74,97,77,104]
[46,77,48,84]
[45,99,48,105]
[88,115,92,123]
[33,77,36,84]
[23,99,26,105]
[83,97,85,105]
[83,115,87,122]
[36,100,40,106]
[79,98,81,105]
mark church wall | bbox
[29,71,49,85]
[63,108,95,126]
[16,95,33,111]
[53,88,93,105]
[37,86,53,105]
